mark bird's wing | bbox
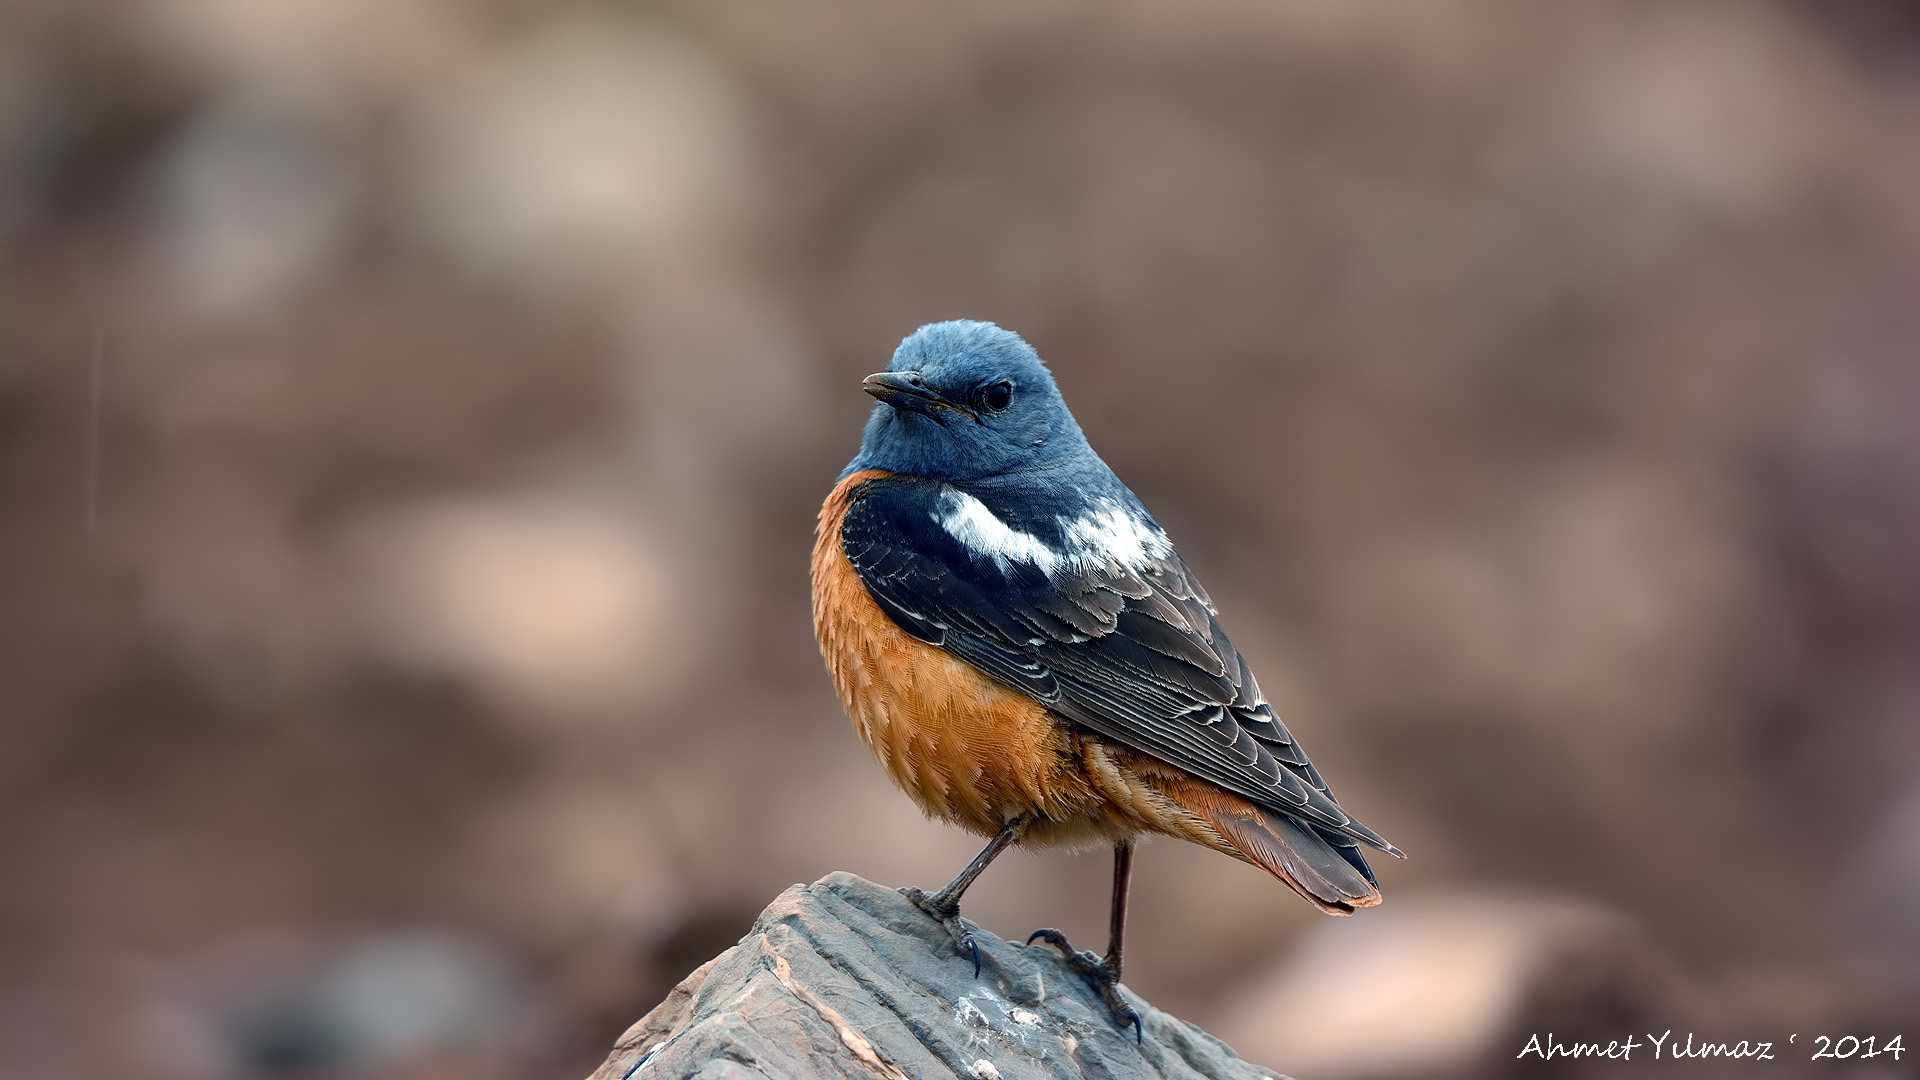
[841,476,1398,857]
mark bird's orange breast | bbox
[812,470,1110,840]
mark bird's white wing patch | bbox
[935,489,1170,578]
[1061,500,1173,572]
[936,488,1063,574]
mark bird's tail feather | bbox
[1157,782,1382,915]
[1211,808,1382,914]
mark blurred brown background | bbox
[4,1,1919,1078]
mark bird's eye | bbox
[979,381,1013,413]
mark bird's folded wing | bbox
[841,476,1398,858]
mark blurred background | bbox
[4,1,1919,1077]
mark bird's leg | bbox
[1105,835,1132,981]
[901,812,1031,976]
[1027,838,1141,1041]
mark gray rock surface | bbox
[590,872,1288,1080]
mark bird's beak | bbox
[861,371,976,422]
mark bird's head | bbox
[845,320,1093,482]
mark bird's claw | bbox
[1025,927,1141,1042]
[900,886,982,977]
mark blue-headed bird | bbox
[812,320,1401,1033]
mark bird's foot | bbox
[1025,928,1141,1042]
[899,886,983,977]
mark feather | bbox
[1149,774,1381,914]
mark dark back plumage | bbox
[840,474,1396,870]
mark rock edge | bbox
[589,872,1288,1080]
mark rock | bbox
[588,872,1288,1080]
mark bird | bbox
[811,320,1400,1035]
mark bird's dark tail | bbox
[1207,806,1381,914]
[1153,778,1382,914]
